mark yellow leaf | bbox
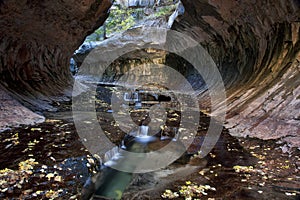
[54,176,62,182]
[46,173,55,180]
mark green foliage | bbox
[85,3,176,42]
[86,6,135,41]
[152,5,176,18]
[106,7,135,35]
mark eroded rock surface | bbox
[0,0,111,109]
[0,87,45,132]
[0,0,111,129]
[0,0,299,149]
[172,0,300,148]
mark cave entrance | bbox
[69,0,180,75]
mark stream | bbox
[0,83,299,199]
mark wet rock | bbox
[167,1,185,28]
[72,41,103,70]
[70,58,78,75]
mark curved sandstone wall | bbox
[0,0,111,130]
[0,0,299,148]
[173,0,300,148]
[0,0,111,109]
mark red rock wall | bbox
[0,0,112,109]
[174,0,300,148]
[0,0,299,148]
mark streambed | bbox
[0,84,299,199]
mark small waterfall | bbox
[135,125,157,143]
[104,146,120,163]
[103,126,155,167]
[172,127,179,141]
[121,140,126,149]
[160,127,179,141]
[138,125,149,137]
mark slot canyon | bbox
[0,0,299,199]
